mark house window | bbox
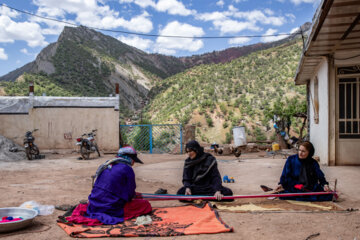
[338,77,360,138]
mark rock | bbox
[0,135,26,161]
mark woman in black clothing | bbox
[177,140,233,201]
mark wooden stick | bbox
[141,191,337,201]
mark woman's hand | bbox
[185,188,191,195]
[324,184,331,192]
[275,184,284,193]
[214,191,223,201]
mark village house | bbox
[295,0,360,165]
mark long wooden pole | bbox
[141,191,337,201]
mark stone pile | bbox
[0,134,26,161]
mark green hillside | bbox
[144,40,306,143]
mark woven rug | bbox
[57,203,233,238]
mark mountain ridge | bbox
[0,22,310,114]
[0,22,311,82]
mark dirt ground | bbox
[0,151,359,240]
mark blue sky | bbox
[0,0,321,77]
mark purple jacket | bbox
[87,162,136,224]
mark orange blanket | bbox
[57,203,233,238]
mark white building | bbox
[295,0,360,165]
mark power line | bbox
[1,3,300,39]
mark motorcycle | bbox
[24,129,40,160]
[76,129,100,160]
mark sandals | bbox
[260,185,273,192]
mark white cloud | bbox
[290,0,320,5]
[228,5,238,12]
[197,7,291,36]
[154,47,176,55]
[128,0,195,16]
[33,0,153,33]
[0,48,8,60]
[0,5,20,18]
[196,11,227,22]
[261,28,288,43]
[156,0,195,16]
[0,15,48,47]
[0,5,47,47]
[20,48,29,54]
[216,0,225,7]
[233,0,248,2]
[285,13,296,23]
[119,0,134,3]
[20,48,36,56]
[154,21,204,54]
[120,0,156,8]
[233,10,286,26]
[264,9,274,16]
[117,35,153,51]
[290,27,300,34]
[133,0,156,8]
[228,37,251,45]
[36,6,66,18]
[30,9,70,35]
[213,19,261,34]
[119,12,153,33]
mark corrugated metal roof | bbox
[295,0,360,84]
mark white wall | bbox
[309,58,329,165]
[0,108,119,151]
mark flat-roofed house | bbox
[295,0,360,165]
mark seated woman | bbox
[274,141,333,201]
[177,140,233,201]
[86,146,152,224]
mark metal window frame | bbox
[337,70,360,139]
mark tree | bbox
[264,97,306,149]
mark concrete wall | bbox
[309,58,329,165]
[0,107,119,151]
[0,114,31,143]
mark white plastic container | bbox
[233,126,247,147]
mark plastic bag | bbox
[135,215,152,226]
[19,201,54,215]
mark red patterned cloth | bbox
[65,199,152,226]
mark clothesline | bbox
[141,191,337,201]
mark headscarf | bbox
[94,156,132,180]
[94,146,142,180]
[298,142,316,189]
[117,146,143,164]
[183,140,217,183]
[184,140,206,168]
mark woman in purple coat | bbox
[87,146,151,224]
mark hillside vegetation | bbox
[144,40,306,143]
